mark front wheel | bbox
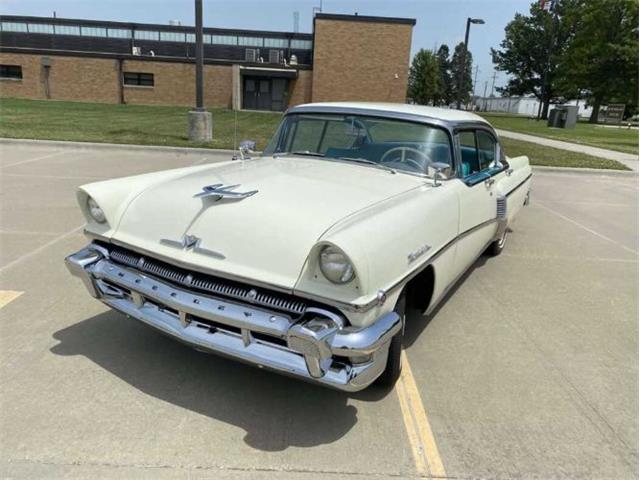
[376,294,405,387]
[486,229,507,256]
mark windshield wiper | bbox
[338,157,397,174]
[274,150,325,158]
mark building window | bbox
[264,38,288,48]
[28,23,55,34]
[238,36,263,47]
[81,26,107,37]
[160,31,185,42]
[134,30,160,41]
[54,25,81,36]
[107,28,131,38]
[290,39,312,50]
[0,65,23,80]
[211,34,237,45]
[1,22,28,33]
[123,72,154,87]
[186,33,197,43]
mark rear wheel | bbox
[376,293,405,387]
[486,229,507,257]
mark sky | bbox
[0,0,534,96]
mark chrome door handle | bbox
[484,177,495,187]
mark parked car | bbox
[66,102,532,391]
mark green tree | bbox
[557,0,638,122]
[436,44,454,105]
[407,49,442,106]
[451,42,473,106]
[491,1,572,119]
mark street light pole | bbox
[195,0,204,110]
[188,0,212,141]
[456,17,484,110]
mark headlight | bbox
[87,196,106,224]
[319,245,355,284]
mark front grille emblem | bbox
[182,234,200,249]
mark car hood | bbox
[111,156,423,289]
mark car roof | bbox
[288,102,491,126]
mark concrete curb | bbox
[532,165,638,176]
[0,137,237,156]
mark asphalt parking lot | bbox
[1,141,638,479]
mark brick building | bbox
[0,13,415,111]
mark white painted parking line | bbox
[396,350,446,478]
[0,225,84,274]
[2,172,105,180]
[0,291,23,309]
[1,150,66,168]
[537,202,638,255]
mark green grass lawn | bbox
[479,112,639,155]
[0,97,630,170]
[501,137,629,170]
[0,97,282,150]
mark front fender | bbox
[79,163,231,239]
[294,181,459,327]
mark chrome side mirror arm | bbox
[431,162,451,187]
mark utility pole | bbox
[456,17,485,110]
[490,71,497,98]
[188,0,212,141]
[482,81,488,111]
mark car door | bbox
[453,128,505,274]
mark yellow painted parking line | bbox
[396,350,446,478]
[0,290,23,309]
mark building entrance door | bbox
[242,76,288,111]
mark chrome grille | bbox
[496,196,507,219]
[110,249,139,268]
[103,244,307,315]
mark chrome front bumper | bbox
[65,245,401,392]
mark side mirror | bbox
[238,140,256,160]
[431,162,451,187]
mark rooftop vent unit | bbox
[268,49,281,64]
[245,48,258,62]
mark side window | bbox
[476,131,497,171]
[458,131,479,177]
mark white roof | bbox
[291,102,490,124]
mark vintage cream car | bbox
[66,102,532,391]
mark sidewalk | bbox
[495,129,639,171]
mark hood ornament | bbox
[194,184,258,201]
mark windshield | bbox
[263,113,453,176]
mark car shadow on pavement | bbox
[50,310,388,451]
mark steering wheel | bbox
[380,147,431,172]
